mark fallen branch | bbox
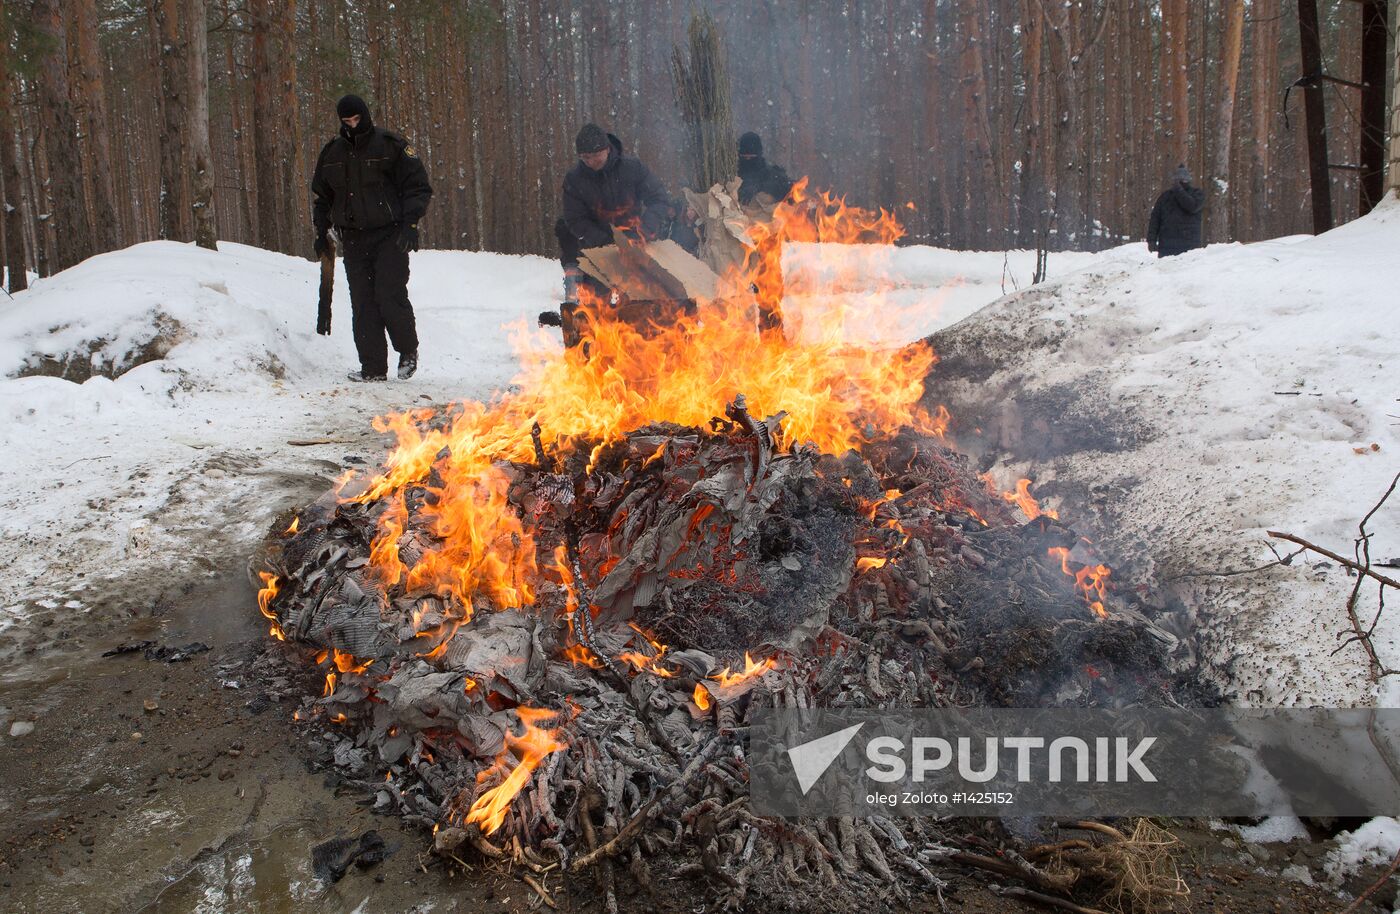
[1263,532,1400,591]
[521,872,558,909]
[1268,471,1400,682]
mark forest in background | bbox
[0,0,1393,285]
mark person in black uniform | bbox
[736,132,793,206]
[1146,165,1206,258]
[312,94,433,381]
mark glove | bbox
[314,234,330,259]
[396,224,419,254]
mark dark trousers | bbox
[341,224,418,376]
[555,218,582,268]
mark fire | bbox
[283,516,300,535]
[334,181,943,640]
[619,622,675,677]
[693,682,713,711]
[712,653,777,688]
[464,707,568,835]
[1004,478,1058,521]
[256,572,285,641]
[856,556,888,572]
[1047,546,1110,618]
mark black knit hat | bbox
[575,123,609,154]
[336,94,371,121]
[738,131,763,157]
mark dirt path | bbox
[0,553,1381,913]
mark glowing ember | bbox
[464,707,568,835]
[1004,478,1059,521]
[856,556,888,572]
[693,683,713,711]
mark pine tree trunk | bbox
[1206,0,1244,242]
[957,0,996,247]
[1249,0,1279,238]
[275,0,304,257]
[1391,18,1400,195]
[0,45,28,292]
[188,0,217,250]
[1164,0,1191,169]
[249,0,280,251]
[1018,0,1045,249]
[32,0,94,272]
[70,0,122,252]
[1043,2,1084,248]
[152,0,194,243]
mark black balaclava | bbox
[336,95,373,139]
[738,131,763,159]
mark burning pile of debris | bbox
[255,186,1203,911]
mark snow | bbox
[929,195,1400,706]
[0,241,550,633]
[1325,816,1400,882]
[1236,816,1309,844]
[783,242,1106,345]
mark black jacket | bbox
[561,134,672,248]
[737,156,793,205]
[1147,184,1205,254]
[312,126,432,234]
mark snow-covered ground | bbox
[0,243,550,644]
[927,199,1400,706]
[1,238,1076,649]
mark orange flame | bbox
[712,653,777,688]
[347,181,942,621]
[256,572,286,641]
[856,556,888,572]
[693,683,713,711]
[1047,547,1110,619]
[283,516,300,535]
[1004,479,1059,521]
[464,707,568,835]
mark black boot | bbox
[347,369,387,383]
[397,351,418,380]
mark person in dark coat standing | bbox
[554,123,675,302]
[312,94,433,381]
[736,132,794,206]
[1147,165,1205,258]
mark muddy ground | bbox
[1,553,1389,914]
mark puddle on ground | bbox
[140,821,434,914]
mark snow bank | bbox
[927,198,1400,706]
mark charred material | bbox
[255,399,1205,912]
